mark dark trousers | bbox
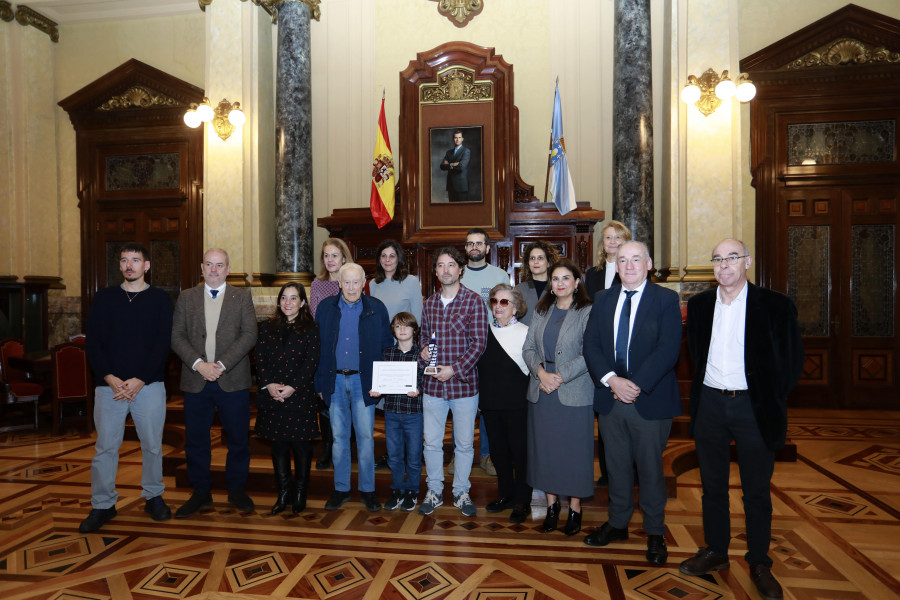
[695,385,776,568]
[183,381,251,493]
[482,407,532,506]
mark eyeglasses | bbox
[710,255,749,266]
[489,298,511,307]
[465,241,486,248]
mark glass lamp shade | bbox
[680,84,701,104]
[183,110,202,128]
[714,78,736,100]
[195,102,214,122]
[227,108,245,127]
[735,81,757,102]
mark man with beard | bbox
[81,242,174,532]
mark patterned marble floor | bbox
[1,408,899,600]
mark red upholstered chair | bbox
[68,334,87,344]
[51,342,93,436]
[0,338,45,431]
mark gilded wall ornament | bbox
[14,5,58,42]
[786,37,900,69]
[1,2,14,23]
[430,0,483,28]
[421,68,492,103]
[97,86,181,111]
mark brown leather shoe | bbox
[750,564,783,600]
[679,547,730,576]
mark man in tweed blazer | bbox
[171,248,258,518]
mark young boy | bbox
[370,312,424,511]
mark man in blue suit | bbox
[440,130,470,202]
[582,240,682,566]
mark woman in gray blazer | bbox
[514,240,559,326]
[522,259,593,537]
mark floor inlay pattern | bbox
[0,408,898,599]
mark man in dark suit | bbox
[171,248,258,518]
[680,239,803,600]
[582,241,682,566]
[440,129,470,202]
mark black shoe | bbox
[646,534,668,565]
[384,489,403,511]
[227,489,255,512]
[374,453,390,470]
[563,508,582,536]
[486,497,514,513]
[272,484,291,515]
[679,547,730,576]
[144,496,172,521]
[583,522,628,546]
[324,490,352,511]
[400,490,418,511]
[292,483,308,514]
[750,564,783,600]
[79,506,117,533]
[541,501,560,532]
[175,492,213,519]
[360,491,382,512]
[509,504,530,524]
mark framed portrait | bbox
[429,125,484,205]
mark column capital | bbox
[278,0,320,21]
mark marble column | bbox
[274,0,317,286]
[612,0,654,255]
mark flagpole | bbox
[543,78,559,203]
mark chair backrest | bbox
[0,338,27,384]
[52,342,89,399]
[69,334,87,344]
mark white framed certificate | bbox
[372,361,418,394]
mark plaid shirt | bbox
[381,344,424,414]
[418,285,488,400]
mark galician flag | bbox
[370,94,395,228]
[548,83,576,215]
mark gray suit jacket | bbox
[522,303,593,407]
[171,284,258,393]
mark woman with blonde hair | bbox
[584,220,631,299]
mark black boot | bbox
[270,442,292,515]
[564,508,582,536]
[292,440,313,513]
[542,500,561,533]
[316,410,333,470]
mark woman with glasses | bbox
[514,241,560,326]
[477,283,531,523]
[523,259,594,536]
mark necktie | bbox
[210,289,218,299]
[614,290,637,377]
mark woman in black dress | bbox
[255,283,321,514]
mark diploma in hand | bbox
[424,332,439,375]
[372,361,418,395]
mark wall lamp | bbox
[184,97,245,140]
[680,69,756,116]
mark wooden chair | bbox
[51,342,93,436]
[0,338,44,431]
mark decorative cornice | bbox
[1,2,14,23]
[785,37,900,70]
[421,68,493,103]
[15,5,58,42]
[23,275,65,289]
[97,86,181,111]
[431,0,483,28]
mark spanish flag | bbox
[370,95,395,228]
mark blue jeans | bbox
[91,382,166,508]
[423,393,477,496]
[385,411,423,493]
[329,374,375,493]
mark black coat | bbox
[584,265,620,301]
[686,283,804,450]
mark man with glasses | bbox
[680,239,803,600]
[460,227,510,476]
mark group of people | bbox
[78,221,802,600]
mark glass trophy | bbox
[424,332,439,375]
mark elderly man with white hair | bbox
[315,262,394,512]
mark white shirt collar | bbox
[715,281,748,305]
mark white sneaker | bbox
[418,490,443,515]
[453,492,477,517]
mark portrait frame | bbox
[428,125,484,205]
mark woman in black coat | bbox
[255,283,320,514]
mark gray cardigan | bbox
[522,303,593,407]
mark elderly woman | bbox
[368,239,423,323]
[477,283,531,523]
[584,220,631,299]
[514,240,560,326]
[523,259,594,536]
[254,283,320,514]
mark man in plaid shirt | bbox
[418,246,488,517]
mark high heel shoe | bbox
[541,501,560,532]
[563,508,582,536]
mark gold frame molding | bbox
[14,5,58,42]
[786,37,900,69]
[98,86,181,111]
[420,67,493,103]
[430,0,483,28]
[1,2,14,23]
